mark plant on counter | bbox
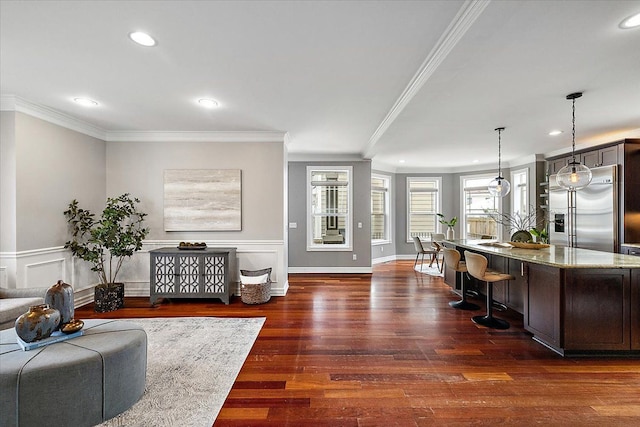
[529,227,549,244]
[436,213,457,228]
[64,193,150,286]
[487,206,548,243]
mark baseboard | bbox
[372,255,397,265]
[288,267,373,274]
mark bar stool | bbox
[442,248,479,311]
[463,251,514,330]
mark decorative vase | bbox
[45,279,74,329]
[510,230,533,243]
[14,304,61,343]
[446,227,455,240]
[94,283,125,313]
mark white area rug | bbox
[414,263,444,277]
[100,317,265,427]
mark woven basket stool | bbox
[240,268,272,304]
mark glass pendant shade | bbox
[488,127,510,197]
[488,176,511,197]
[556,161,592,190]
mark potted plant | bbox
[437,213,457,240]
[64,193,149,312]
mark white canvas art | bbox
[164,169,242,231]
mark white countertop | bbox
[449,240,640,269]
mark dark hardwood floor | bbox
[76,260,640,426]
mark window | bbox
[461,174,501,240]
[407,177,441,242]
[371,175,390,244]
[307,166,352,251]
[511,168,529,217]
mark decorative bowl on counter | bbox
[509,241,550,249]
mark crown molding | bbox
[1,95,107,140]
[287,152,368,162]
[1,95,289,144]
[363,0,491,158]
[106,130,288,143]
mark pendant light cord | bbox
[495,127,504,178]
[571,97,576,163]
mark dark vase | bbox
[15,304,61,343]
[45,279,74,329]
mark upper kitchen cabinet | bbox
[580,145,618,168]
[548,157,571,175]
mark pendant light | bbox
[556,92,592,190]
[488,127,511,197]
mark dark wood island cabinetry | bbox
[444,240,640,356]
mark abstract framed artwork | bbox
[164,169,242,231]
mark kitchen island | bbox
[444,240,640,356]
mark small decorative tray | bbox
[177,242,207,250]
[509,242,550,249]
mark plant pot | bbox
[94,283,125,313]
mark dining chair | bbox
[412,236,439,271]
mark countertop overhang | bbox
[449,240,640,269]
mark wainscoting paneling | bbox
[24,258,65,288]
[0,266,7,288]
[2,241,287,305]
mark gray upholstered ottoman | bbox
[0,319,147,427]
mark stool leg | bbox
[449,271,480,310]
[472,281,510,329]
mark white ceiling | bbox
[1,0,639,172]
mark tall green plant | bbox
[64,193,149,286]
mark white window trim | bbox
[460,173,505,241]
[510,167,529,217]
[406,176,442,243]
[306,166,353,252]
[371,173,391,246]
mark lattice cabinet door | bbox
[150,253,176,305]
[203,254,228,298]
[177,254,201,295]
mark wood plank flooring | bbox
[75,260,640,426]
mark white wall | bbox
[0,111,289,300]
[106,139,288,296]
[0,112,106,290]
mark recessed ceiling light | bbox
[472,159,479,163]
[198,98,219,109]
[549,130,563,136]
[129,31,157,47]
[73,97,99,107]
[620,12,640,29]
[399,159,406,164]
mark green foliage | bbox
[436,213,457,227]
[64,194,149,285]
[529,227,549,244]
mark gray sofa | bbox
[0,287,48,330]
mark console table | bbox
[149,247,236,305]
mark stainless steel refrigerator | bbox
[548,165,618,252]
